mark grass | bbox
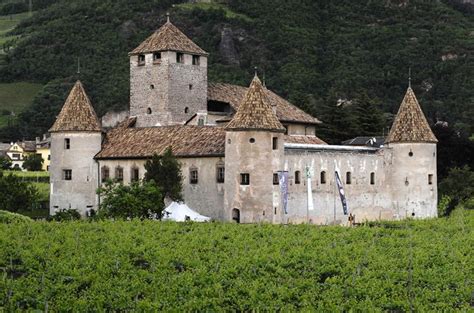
[176,2,253,22]
[0,11,31,46]
[0,82,43,127]
[4,170,49,177]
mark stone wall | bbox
[50,132,102,215]
[130,51,208,127]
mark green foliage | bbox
[439,166,474,208]
[97,180,164,220]
[144,147,183,203]
[0,155,11,169]
[0,209,31,223]
[437,195,452,217]
[0,211,473,310]
[49,209,81,222]
[0,0,471,143]
[0,82,43,129]
[22,153,43,171]
[0,170,38,212]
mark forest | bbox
[0,0,472,179]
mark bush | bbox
[49,209,81,221]
[0,171,39,212]
[22,154,44,171]
[97,180,164,220]
[0,210,32,223]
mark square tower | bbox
[129,18,208,127]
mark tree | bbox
[144,147,183,203]
[0,172,39,212]
[22,154,43,171]
[97,180,164,219]
[0,156,11,170]
[439,166,474,209]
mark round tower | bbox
[224,75,286,223]
[385,87,438,218]
[49,81,102,216]
[129,15,208,127]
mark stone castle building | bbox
[49,18,438,224]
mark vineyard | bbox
[1,210,473,311]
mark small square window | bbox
[176,53,184,64]
[295,171,301,184]
[190,169,198,184]
[64,138,70,149]
[131,168,139,182]
[273,173,279,185]
[320,171,326,184]
[240,173,250,185]
[63,169,72,181]
[101,166,110,183]
[346,172,352,185]
[192,55,200,65]
[272,137,278,150]
[428,174,433,185]
[153,52,161,63]
[138,54,145,65]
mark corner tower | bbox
[386,87,438,218]
[224,75,286,223]
[129,16,208,127]
[49,81,102,216]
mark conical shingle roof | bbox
[130,21,207,56]
[226,75,285,132]
[49,81,101,133]
[386,87,437,144]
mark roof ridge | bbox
[386,87,437,144]
[49,81,101,133]
[225,76,285,132]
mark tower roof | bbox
[225,75,285,132]
[49,81,101,133]
[130,20,207,56]
[386,87,437,144]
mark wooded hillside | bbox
[0,0,472,147]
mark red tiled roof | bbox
[96,125,225,159]
[208,82,321,125]
[284,135,327,145]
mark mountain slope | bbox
[0,0,472,143]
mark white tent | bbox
[163,202,211,222]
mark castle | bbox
[49,18,438,224]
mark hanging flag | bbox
[334,164,349,215]
[278,171,289,214]
[305,165,314,211]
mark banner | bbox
[334,166,349,215]
[278,171,289,214]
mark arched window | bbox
[101,166,110,183]
[346,172,352,185]
[320,171,326,184]
[295,171,301,184]
[216,162,225,183]
[147,108,152,114]
[189,167,198,184]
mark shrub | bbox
[0,210,32,223]
[49,209,81,221]
[0,171,39,212]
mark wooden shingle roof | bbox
[49,81,101,133]
[130,21,207,56]
[386,87,437,144]
[95,125,225,159]
[208,82,321,125]
[284,135,327,145]
[224,76,286,132]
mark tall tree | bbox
[144,147,183,203]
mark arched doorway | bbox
[232,208,240,223]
